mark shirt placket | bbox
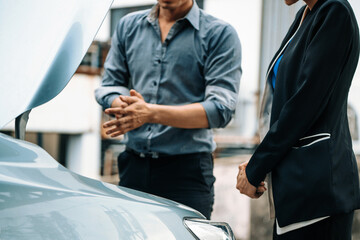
[146,20,183,151]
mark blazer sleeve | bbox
[246,2,357,186]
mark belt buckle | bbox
[138,151,159,158]
[150,152,159,159]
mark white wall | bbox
[203,1,262,238]
[95,0,156,41]
[348,0,360,90]
[205,0,262,138]
[205,0,261,95]
[3,75,102,134]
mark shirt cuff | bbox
[201,101,221,129]
[103,94,120,110]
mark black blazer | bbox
[246,0,360,227]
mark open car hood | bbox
[0,0,113,129]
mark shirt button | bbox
[148,127,151,131]
[153,81,157,86]
[157,59,161,64]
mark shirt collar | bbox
[184,1,200,30]
[146,4,159,23]
[146,1,200,31]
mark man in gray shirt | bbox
[95,0,241,219]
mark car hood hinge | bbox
[15,110,31,140]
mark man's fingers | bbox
[115,114,124,120]
[106,126,121,135]
[104,116,133,129]
[105,122,133,137]
[105,107,125,115]
[121,89,144,104]
[110,125,134,137]
[120,95,139,104]
[130,89,144,100]
[103,119,120,128]
[117,98,128,108]
[111,96,129,108]
[103,115,131,128]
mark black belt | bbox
[126,147,163,158]
[125,147,210,159]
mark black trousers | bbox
[273,211,354,240]
[117,150,215,219]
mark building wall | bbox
[348,0,360,153]
[205,0,263,140]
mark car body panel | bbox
[0,133,202,239]
[0,0,112,129]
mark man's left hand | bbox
[103,89,152,137]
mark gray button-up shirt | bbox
[95,2,242,155]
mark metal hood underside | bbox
[0,0,113,129]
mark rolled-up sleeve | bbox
[201,24,242,128]
[95,18,130,110]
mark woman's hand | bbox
[236,161,267,198]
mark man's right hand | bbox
[111,96,128,119]
[103,90,152,137]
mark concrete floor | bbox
[211,154,251,240]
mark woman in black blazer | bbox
[237,0,360,239]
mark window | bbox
[110,0,205,36]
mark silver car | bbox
[0,0,235,239]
